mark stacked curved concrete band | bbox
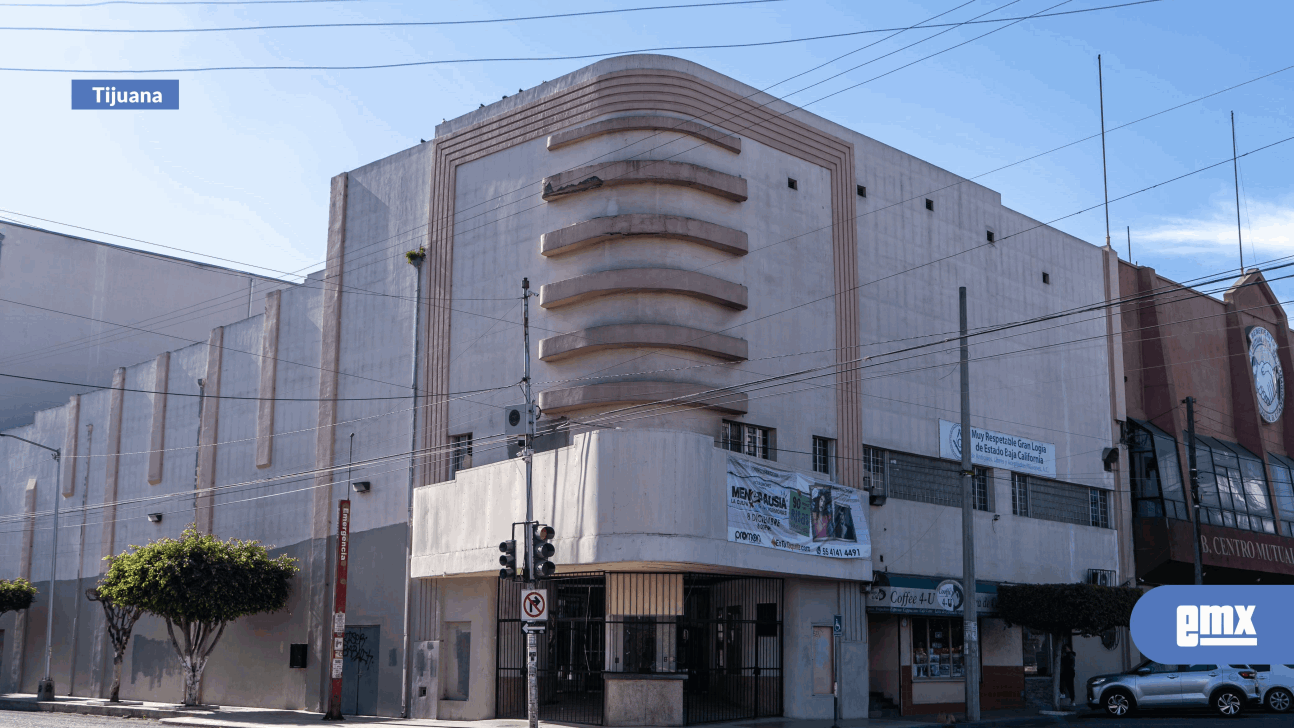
[418,61,863,490]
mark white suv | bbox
[1087,661,1259,717]
[1240,664,1294,713]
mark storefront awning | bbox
[865,573,999,616]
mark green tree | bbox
[98,526,299,706]
[0,578,37,615]
[87,582,143,703]
[997,583,1142,711]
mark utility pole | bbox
[522,278,539,728]
[1231,112,1245,273]
[1183,397,1204,585]
[1,433,62,701]
[1126,226,1132,264]
[958,287,981,722]
[400,249,424,719]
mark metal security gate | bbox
[679,575,783,724]
[498,573,606,725]
[497,573,782,726]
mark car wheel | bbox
[1267,687,1293,713]
[1214,688,1245,717]
[1103,690,1134,717]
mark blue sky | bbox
[2,0,1291,303]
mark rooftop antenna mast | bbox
[1232,111,1245,274]
[1099,55,1112,249]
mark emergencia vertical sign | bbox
[72,80,179,110]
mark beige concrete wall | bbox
[412,428,870,583]
[435,576,497,720]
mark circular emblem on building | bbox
[948,424,963,460]
[935,579,964,612]
[1248,326,1285,424]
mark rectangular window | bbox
[812,436,835,476]
[721,420,774,461]
[1269,457,1294,537]
[857,184,867,198]
[1012,473,1029,516]
[911,617,964,680]
[1127,420,1190,519]
[450,433,473,476]
[863,446,886,495]
[1193,436,1276,533]
[1090,488,1111,528]
[986,230,995,243]
[973,468,990,511]
[925,198,934,211]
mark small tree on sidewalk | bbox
[98,526,299,706]
[87,580,144,703]
[0,578,37,615]
[997,583,1142,711]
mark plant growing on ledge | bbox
[0,577,37,615]
[97,525,299,706]
[997,583,1142,711]
[405,246,426,264]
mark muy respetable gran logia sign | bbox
[939,420,1056,478]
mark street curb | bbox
[0,696,197,720]
[954,713,1087,727]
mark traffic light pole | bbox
[521,278,539,728]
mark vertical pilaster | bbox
[8,478,37,692]
[196,327,224,534]
[61,395,80,497]
[256,290,281,469]
[308,171,348,710]
[147,352,169,485]
[98,368,126,564]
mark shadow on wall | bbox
[131,635,178,690]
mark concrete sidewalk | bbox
[0,694,1085,728]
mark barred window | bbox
[1030,477,1099,526]
[450,433,473,476]
[1090,488,1110,528]
[813,436,835,476]
[1011,473,1029,516]
[973,468,990,512]
[721,420,774,460]
[888,452,963,507]
[863,445,886,495]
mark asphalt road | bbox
[981,709,1291,728]
[0,709,1289,728]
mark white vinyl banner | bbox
[727,456,870,559]
[938,420,1056,478]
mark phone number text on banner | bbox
[727,456,870,559]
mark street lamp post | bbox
[1,432,63,701]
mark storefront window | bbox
[1127,419,1187,520]
[911,617,964,680]
[1267,454,1294,537]
[1192,435,1276,534]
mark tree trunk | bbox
[110,652,123,702]
[164,617,227,707]
[182,658,204,707]
[1052,632,1063,711]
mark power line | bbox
[0,1,1164,71]
[3,1,787,31]
[0,370,514,402]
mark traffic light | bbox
[499,539,519,580]
[533,524,555,578]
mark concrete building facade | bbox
[1118,264,1294,585]
[0,221,294,431]
[2,55,1126,721]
